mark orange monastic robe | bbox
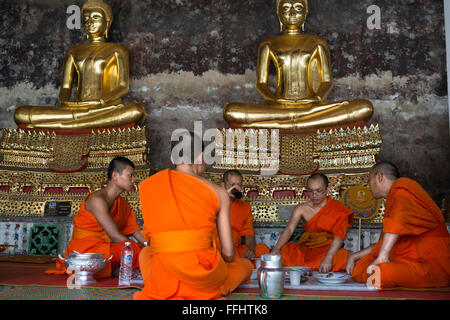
[134,169,253,300]
[45,192,142,278]
[213,199,270,259]
[281,197,354,271]
[352,178,450,288]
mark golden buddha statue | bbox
[223,0,373,131]
[14,0,145,131]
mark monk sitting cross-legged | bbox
[271,173,354,273]
[134,131,253,300]
[213,169,270,263]
[45,157,146,279]
[346,161,450,289]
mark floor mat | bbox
[0,285,137,300]
[0,286,398,300]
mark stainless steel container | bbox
[59,251,113,285]
[257,254,285,299]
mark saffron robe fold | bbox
[352,178,450,288]
[134,169,253,300]
[213,199,270,260]
[45,192,142,278]
[281,197,354,271]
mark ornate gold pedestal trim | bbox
[0,126,151,218]
[211,124,382,175]
[0,126,150,172]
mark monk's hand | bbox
[345,255,356,275]
[370,255,390,267]
[244,249,256,260]
[271,247,281,255]
[319,256,333,273]
[226,186,242,199]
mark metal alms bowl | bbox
[59,251,113,285]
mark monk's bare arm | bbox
[85,196,129,243]
[371,233,399,265]
[319,237,344,273]
[243,236,257,259]
[271,205,304,254]
[132,230,147,246]
[345,244,375,275]
[326,237,344,259]
[245,236,256,252]
[214,184,235,262]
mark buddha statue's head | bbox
[81,0,113,39]
[276,0,309,32]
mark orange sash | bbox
[149,229,216,254]
[71,227,111,243]
[297,231,333,249]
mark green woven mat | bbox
[226,293,397,300]
[0,286,138,300]
[0,286,398,300]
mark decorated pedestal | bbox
[206,124,384,252]
[0,126,151,255]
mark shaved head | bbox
[370,161,400,181]
[107,157,135,181]
[223,169,243,182]
[307,173,329,188]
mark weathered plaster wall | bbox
[0,0,448,203]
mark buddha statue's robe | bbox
[281,197,354,270]
[352,178,450,288]
[45,192,142,278]
[134,169,253,300]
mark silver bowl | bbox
[59,251,113,285]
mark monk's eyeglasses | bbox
[305,188,326,196]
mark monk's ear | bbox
[111,171,118,181]
[377,172,384,183]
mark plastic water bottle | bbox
[118,242,133,286]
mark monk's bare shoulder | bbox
[291,202,312,221]
[85,190,108,214]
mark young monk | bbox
[134,132,253,300]
[45,157,146,278]
[271,173,354,272]
[346,161,450,288]
[213,170,270,261]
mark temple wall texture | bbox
[0,0,448,203]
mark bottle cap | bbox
[125,242,131,246]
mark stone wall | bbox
[0,0,448,203]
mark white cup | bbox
[289,270,301,286]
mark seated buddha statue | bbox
[14,0,145,131]
[223,0,373,131]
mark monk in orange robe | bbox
[134,132,253,300]
[45,157,146,279]
[346,161,450,288]
[271,173,354,272]
[213,170,270,261]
